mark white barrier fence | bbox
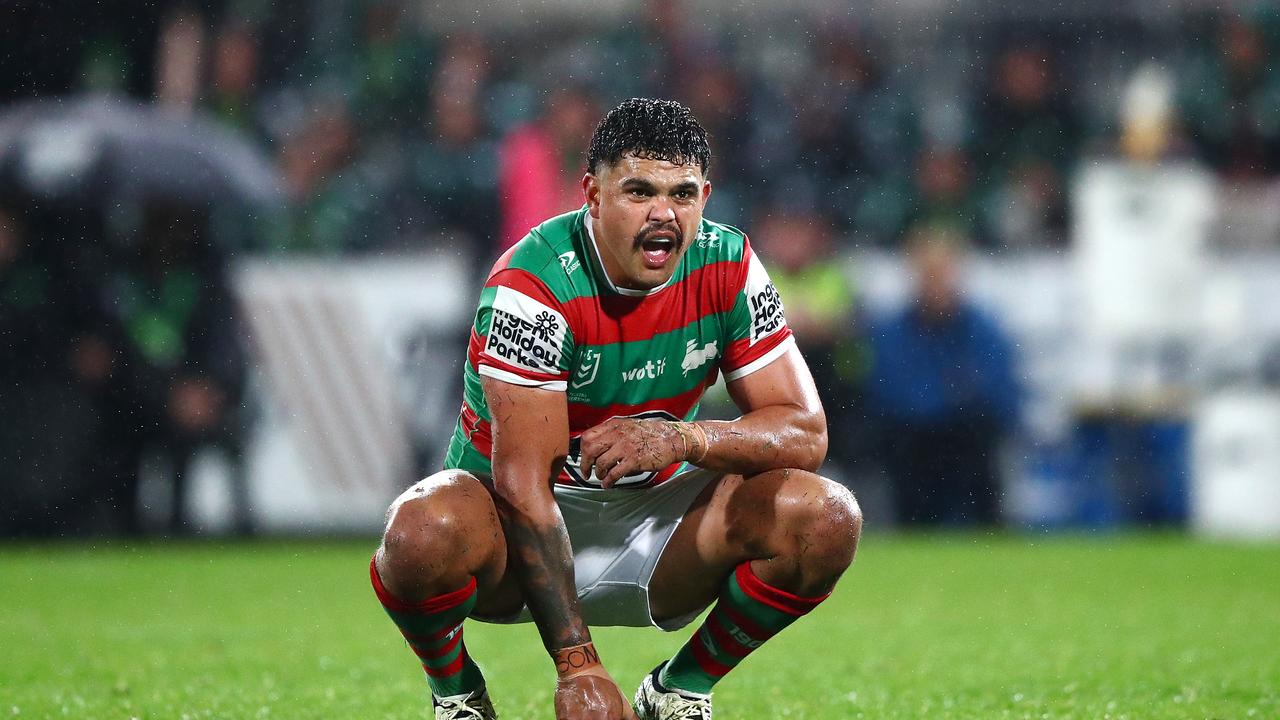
[232,252,474,533]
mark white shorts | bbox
[475,466,718,632]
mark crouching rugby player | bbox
[371,98,862,720]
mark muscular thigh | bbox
[647,469,809,622]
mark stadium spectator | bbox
[868,224,1020,525]
[976,42,1078,248]
[674,58,752,224]
[752,205,871,480]
[1179,13,1280,179]
[207,16,263,139]
[153,4,205,115]
[406,33,498,253]
[0,203,132,534]
[0,203,68,533]
[911,146,988,247]
[1069,62,1212,527]
[608,0,722,100]
[97,202,249,534]
[348,0,429,134]
[0,204,47,384]
[748,23,923,244]
[789,25,878,187]
[497,85,600,253]
[268,96,370,252]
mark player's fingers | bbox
[593,452,626,488]
[579,452,598,486]
[600,464,627,488]
[581,419,646,485]
[594,448,631,488]
[578,435,610,484]
[578,422,615,458]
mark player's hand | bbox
[578,418,685,488]
[554,667,638,720]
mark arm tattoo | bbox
[500,508,591,651]
[552,642,601,678]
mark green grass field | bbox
[2,534,1277,719]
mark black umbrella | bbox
[0,94,285,209]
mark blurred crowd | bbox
[202,3,1280,251]
[9,1,1279,254]
[4,0,1280,535]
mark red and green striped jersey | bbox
[443,206,793,488]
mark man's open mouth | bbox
[637,228,681,268]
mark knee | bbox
[377,471,497,599]
[775,471,863,574]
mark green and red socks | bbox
[369,557,485,698]
[659,561,830,694]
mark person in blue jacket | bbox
[868,224,1020,525]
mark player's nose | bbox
[647,197,676,223]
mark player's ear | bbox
[583,173,601,218]
[701,180,712,205]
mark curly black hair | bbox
[586,98,712,176]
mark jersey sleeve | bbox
[720,239,796,381]
[473,268,576,391]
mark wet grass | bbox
[2,533,1277,718]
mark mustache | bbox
[633,223,684,248]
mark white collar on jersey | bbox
[582,211,675,297]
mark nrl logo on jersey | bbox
[572,348,600,389]
[682,339,718,376]
[695,229,720,248]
